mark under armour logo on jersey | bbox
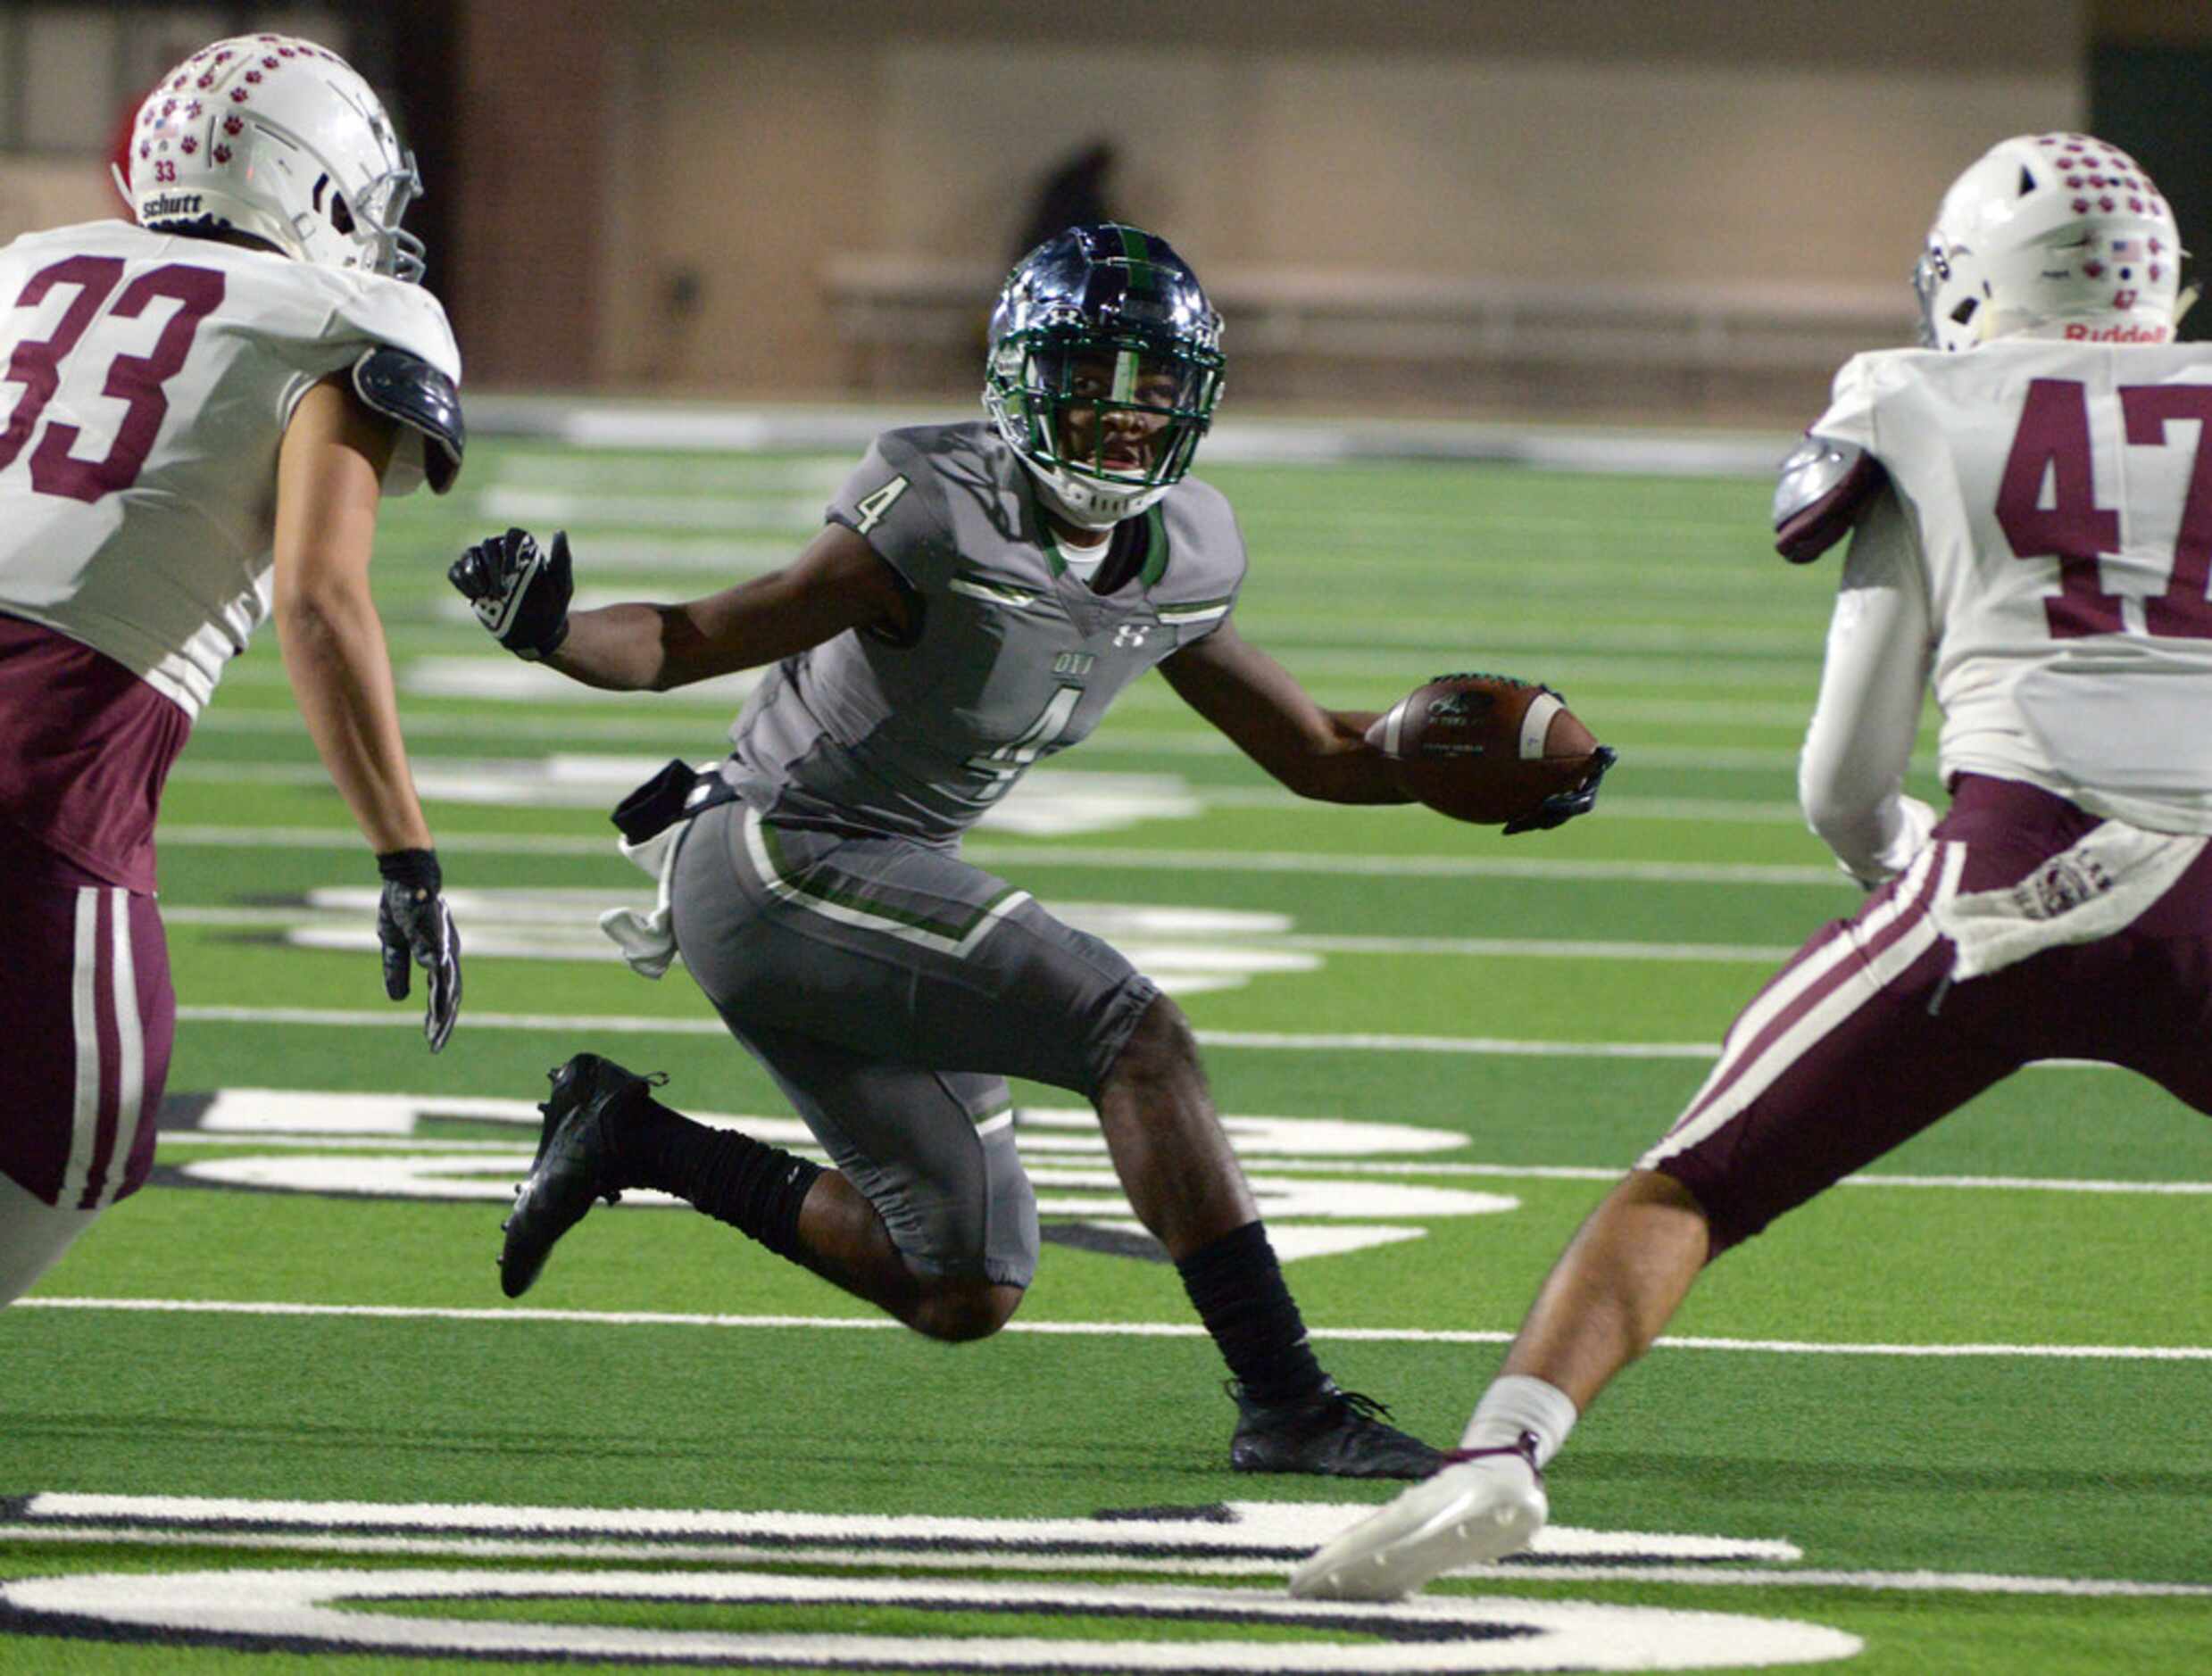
[1112,624,1151,649]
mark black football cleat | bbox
[1227,1378,1449,1480]
[498,1052,662,1298]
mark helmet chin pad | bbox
[1019,453,1168,530]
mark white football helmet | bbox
[115,35,425,282]
[1914,133,2184,351]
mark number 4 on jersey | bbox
[1995,376,2212,639]
[852,476,910,535]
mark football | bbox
[1366,672,1603,826]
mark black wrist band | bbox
[376,848,442,894]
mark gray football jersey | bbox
[726,421,1246,843]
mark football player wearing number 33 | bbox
[0,37,463,1305]
[451,225,1606,1475]
[1293,135,2212,1599]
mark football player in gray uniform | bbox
[452,224,1599,1475]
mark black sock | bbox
[612,1099,823,1263]
[1175,1220,1326,1408]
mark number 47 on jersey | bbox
[1997,376,2212,640]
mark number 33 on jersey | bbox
[0,219,461,718]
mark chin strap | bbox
[1027,463,1127,533]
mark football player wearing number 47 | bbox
[1293,133,2212,1600]
[449,224,1606,1476]
[0,37,464,1305]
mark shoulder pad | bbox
[352,347,464,495]
[1773,435,1887,564]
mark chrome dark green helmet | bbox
[984,223,1225,527]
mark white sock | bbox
[1459,1374,1577,1468]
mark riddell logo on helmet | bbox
[144,192,204,218]
[2063,321,2170,343]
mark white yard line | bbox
[18,1296,2210,1361]
[162,907,1798,965]
[157,825,1849,885]
[170,1004,1726,1053]
[167,1004,2139,1078]
[140,1130,2210,1197]
[0,1522,2201,1600]
[168,762,1822,826]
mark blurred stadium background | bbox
[3,0,2207,430]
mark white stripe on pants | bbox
[58,887,146,1214]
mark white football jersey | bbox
[0,220,460,718]
[1812,340,2212,834]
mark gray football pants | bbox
[669,800,1160,1288]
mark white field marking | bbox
[154,1005,2111,1074]
[160,756,1821,832]
[162,826,611,856]
[0,1569,1863,1673]
[143,1133,2207,1200]
[478,485,824,531]
[154,1091,2200,1198]
[152,823,1850,887]
[167,1091,1469,1156]
[1272,933,1793,961]
[16,1495,1794,1564]
[167,1156,1509,1239]
[166,1003,1725,1056]
[1220,645,1826,688]
[0,1526,2196,1604]
[20,1298,2212,1361]
[962,845,1849,887]
[1196,785,1815,825]
[525,404,1798,478]
[169,756,1829,831]
[485,454,849,493]
[0,1523,1722,1581]
[160,900,1799,968]
[189,708,710,744]
[404,656,761,706]
[138,1134,2211,1199]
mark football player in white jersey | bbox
[0,36,465,1305]
[1293,133,2212,1598]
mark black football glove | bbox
[376,849,461,1053]
[1502,745,1618,836]
[448,527,573,660]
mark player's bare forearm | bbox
[540,602,687,692]
[1294,709,1416,804]
[542,524,911,693]
[275,584,434,854]
[1163,628,1413,804]
[272,376,431,855]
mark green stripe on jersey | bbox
[1158,595,1233,625]
[951,575,1042,610]
[749,810,1031,955]
[1138,504,1170,587]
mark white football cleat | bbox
[1287,1433,1548,1602]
